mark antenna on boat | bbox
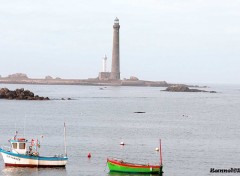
[64,122,67,157]
[15,121,17,135]
[24,115,26,138]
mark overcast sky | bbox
[0,0,239,84]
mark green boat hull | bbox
[107,160,162,174]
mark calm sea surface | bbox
[0,84,239,176]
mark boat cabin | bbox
[10,138,28,154]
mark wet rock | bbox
[166,85,190,92]
[164,85,216,93]
[0,88,50,100]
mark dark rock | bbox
[164,85,216,93]
[6,91,16,99]
[0,88,9,98]
[23,90,34,97]
[0,88,50,100]
[39,97,44,100]
[165,85,190,92]
[27,95,31,99]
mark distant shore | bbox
[0,78,170,87]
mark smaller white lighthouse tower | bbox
[98,54,111,80]
[102,54,107,72]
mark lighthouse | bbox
[110,17,120,80]
[98,18,121,81]
[102,54,107,72]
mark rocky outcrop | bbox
[0,88,50,100]
[7,73,28,80]
[129,76,139,81]
[45,76,53,80]
[164,85,216,93]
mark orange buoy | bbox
[87,153,91,158]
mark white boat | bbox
[0,126,68,167]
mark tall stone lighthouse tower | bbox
[110,17,120,80]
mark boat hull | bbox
[107,159,161,174]
[0,148,68,167]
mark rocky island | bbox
[163,85,216,93]
[0,73,169,87]
[0,88,50,100]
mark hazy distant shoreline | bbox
[0,78,170,87]
[0,73,205,88]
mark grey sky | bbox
[0,0,239,84]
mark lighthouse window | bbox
[12,143,17,149]
[19,143,26,149]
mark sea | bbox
[0,83,239,176]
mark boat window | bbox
[12,143,17,149]
[19,143,26,149]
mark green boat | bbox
[107,139,163,175]
[107,158,163,175]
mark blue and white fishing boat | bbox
[0,124,68,167]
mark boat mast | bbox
[160,139,162,166]
[159,139,163,176]
[64,122,67,157]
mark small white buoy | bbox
[120,142,125,145]
[155,147,159,151]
